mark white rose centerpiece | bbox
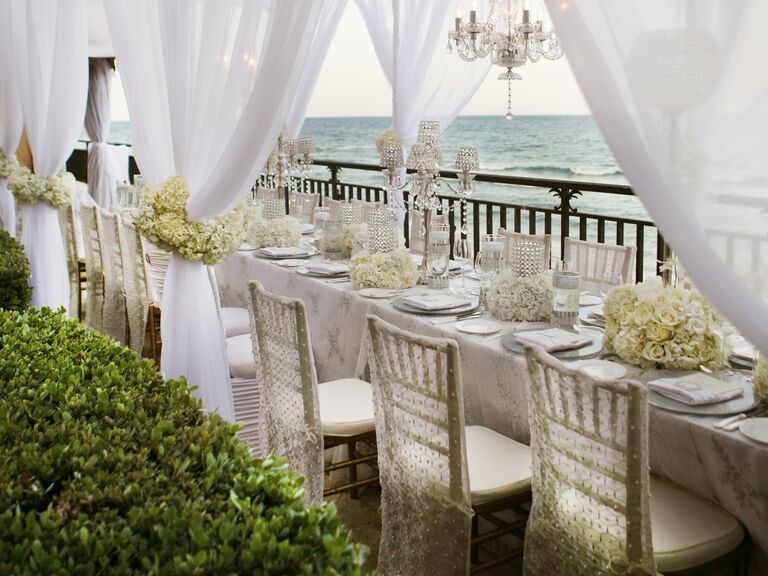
[248,215,301,249]
[134,176,250,265]
[486,270,552,322]
[350,247,419,290]
[603,277,729,370]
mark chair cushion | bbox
[318,378,375,437]
[558,475,743,572]
[650,476,744,572]
[227,334,256,379]
[221,307,250,338]
[465,425,532,506]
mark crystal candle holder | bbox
[406,143,438,173]
[551,271,581,329]
[340,202,362,225]
[380,143,404,172]
[262,198,284,220]
[455,146,479,173]
[427,224,450,289]
[367,207,398,253]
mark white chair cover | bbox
[563,238,636,288]
[118,219,150,355]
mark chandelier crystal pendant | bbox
[448,0,564,118]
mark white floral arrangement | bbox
[350,247,419,290]
[753,356,768,402]
[247,215,301,249]
[375,128,401,155]
[0,148,19,179]
[320,223,369,257]
[134,176,250,265]
[487,270,552,322]
[603,277,730,370]
[8,166,74,209]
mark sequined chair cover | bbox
[497,228,551,276]
[248,281,324,505]
[409,210,449,255]
[563,237,636,289]
[523,345,656,576]
[118,219,150,355]
[98,211,127,343]
[289,191,319,224]
[80,205,105,332]
[366,315,471,576]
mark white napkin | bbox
[259,246,307,257]
[301,223,315,235]
[648,373,743,406]
[402,294,472,311]
[411,254,463,271]
[513,328,592,352]
[732,344,755,362]
[306,262,349,276]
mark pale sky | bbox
[111,2,589,121]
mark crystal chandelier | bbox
[448,0,564,118]
[264,129,315,194]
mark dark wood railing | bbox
[67,148,665,281]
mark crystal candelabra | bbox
[379,121,479,283]
[448,0,563,118]
[264,129,315,195]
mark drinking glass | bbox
[314,206,330,248]
[322,219,345,260]
[453,234,474,287]
[289,195,305,222]
[427,224,450,289]
[474,250,504,312]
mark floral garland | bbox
[350,247,419,290]
[487,270,552,322]
[753,357,768,402]
[603,277,730,370]
[8,166,74,209]
[375,128,401,155]
[247,216,301,249]
[134,176,250,266]
[0,148,20,179]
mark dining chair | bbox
[98,210,128,344]
[60,203,83,320]
[117,218,150,356]
[352,197,382,226]
[254,185,282,201]
[366,315,532,575]
[409,209,449,255]
[240,281,378,505]
[496,228,551,276]
[523,345,747,576]
[562,237,635,288]
[80,205,105,333]
[290,191,319,224]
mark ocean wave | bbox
[500,165,624,177]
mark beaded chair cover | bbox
[497,228,551,276]
[248,281,324,505]
[563,238,636,288]
[80,205,105,332]
[523,345,655,576]
[98,211,127,343]
[366,315,471,576]
[409,210,449,255]
[118,219,149,355]
[290,191,319,224]
[60,205,80,315]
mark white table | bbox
[216,250,768,574]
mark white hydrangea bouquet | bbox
[603,277,730,369]
[487,270,552,322]
[0,148,20,179]
[247,215,301,249]
[375,127,401,155]
[134,176,250,265]
[8,166,74,209]
[350,247,419,290]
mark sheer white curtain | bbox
[546,0,768,355]
[357,0,490,220]
[105,0,323,420]
[11,0,88,311]
[286,0,347,138]
[0,0,23,236]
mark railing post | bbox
[328,164,341,200]
[551,186,582,263]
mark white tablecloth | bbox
[216,251,768,574]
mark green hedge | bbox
[0,229,32,310]
[0,308,367,575]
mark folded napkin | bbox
[411,255,463,271]
[513,328,592,352]
[401,294,472,311]
[301,223,315,235]
[648,373,743,406]
[259,246,308,257]
[306,262,349,276]
[732,344,755,362]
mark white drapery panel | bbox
[105,0,324,420]
[11,0,88,311]
[546,0,768,355]
[85,57,120,208]
[0,0,23,237]
[286,0,347,138]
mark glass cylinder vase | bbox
[551,270,580,329]
[427,224,450,289]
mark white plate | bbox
[579,294,603,307]
[255,248,315,259]
[238,242,259,252]
[296,266,349,278]
[273,259,307,268]
[739,418,768,445]
[358,287,401,299]
[566,359,626,380]
[455,319,501,335]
